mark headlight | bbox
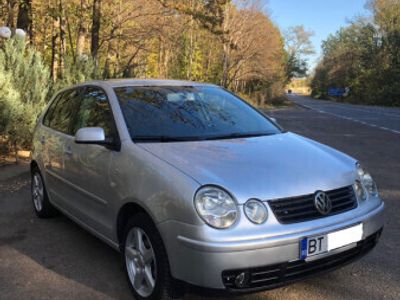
[354,180,367,201]
[356,163,378,197]
[194,186,238,229]
[244,199,268,224]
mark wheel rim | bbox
[32,173,44,212]
[125,227,157,297]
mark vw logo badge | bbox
[314,191,332,215]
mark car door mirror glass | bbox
[75,127,106,144]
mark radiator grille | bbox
[268,186,357,224]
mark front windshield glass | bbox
[114,86,281,142]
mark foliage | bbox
[0,0,288,99]
[284,25,315,81]
[287,77,312,95]
[311,0,400,106]
[0,0,298,153]
[52,54,100,93]
[0,63,19,137]
[0,38,50,149]
[155,0,229,35]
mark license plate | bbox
[300,224,363,260]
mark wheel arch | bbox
[116,202,158,251]
[30,160,39,173]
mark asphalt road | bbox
[1,99,400,300]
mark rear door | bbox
[63,86,120,237]
[40,92,62,175]
[41,88,82,211]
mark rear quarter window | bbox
[42,94,62,127]
[43,89,82,135]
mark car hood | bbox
[138,132,357,203]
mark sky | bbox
[266,0,371,67]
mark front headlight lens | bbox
[194,186,238,229]
[244,199,268,224]
[354,180,367,201]
[356,163,378,197]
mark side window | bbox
[73,87,117,140]
[49,89,82,135]
[43,93,62,127]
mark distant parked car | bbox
[31,79,384,300]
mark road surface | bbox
[1,101,399,299]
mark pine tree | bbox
[0,37,50,159]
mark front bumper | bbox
[221,228,382,292]
[158,201,384,289]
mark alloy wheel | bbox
[125,227,157,297]
[32,173,44,212]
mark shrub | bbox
[52,54,100,93]
[0,37,50,152]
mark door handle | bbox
[64,146,73,156]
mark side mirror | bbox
[268,116,285,132]
[75,127,106,144]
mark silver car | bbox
[31,80,384,300]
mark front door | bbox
[63,86,121,238]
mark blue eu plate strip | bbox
[300,238,308,260]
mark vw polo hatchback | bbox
[31,79,384,300]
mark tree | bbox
[6,0,17,28]
[76,0,89,57]
[155,0,229,35]
[368,0,400,105]
[285,25,315,81]
[91,0,101,62]
[311,2,400,106]
[0,0,294,157]
[0,37,50,159]
[16,0,33,40]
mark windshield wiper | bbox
[133,132,276,142]
[133,135,201,142]
[202,132,276,140]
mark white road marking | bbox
[290,94,400,118]
[294,101,400,135]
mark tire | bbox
[122,213,185,300]
[31,168,58,218]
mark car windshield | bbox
[114,86,281,142]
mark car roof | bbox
[83,79,218,88]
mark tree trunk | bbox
[7,0,16,29]
[91,0,101,63]
[58,0,66,78]
[221,5,231,88]
[163,47,170,78]
[187,15,194,80]
[76,26,86,56]
[221,42,230,87]
[16,0,33,40]
[103,40,113,79]
[76,0,88,56]
[157,37,162,77]
[66,14,75,63]
[50,17,59,82]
